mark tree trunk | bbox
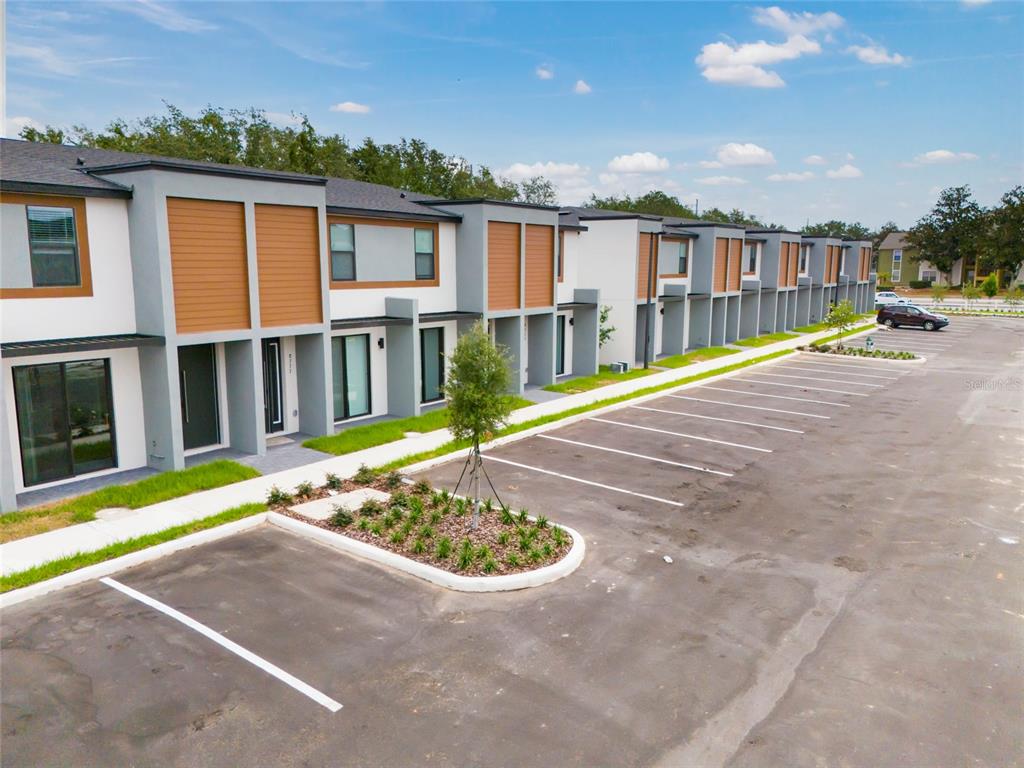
[471,441,481,530]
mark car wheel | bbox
[883,318,895,327]
[924,321,935,331]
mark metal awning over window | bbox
[1,333,164,358]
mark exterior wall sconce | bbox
[378,337,385,349]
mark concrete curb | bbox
[0,513,268,610]
[795,351,927,366]
[267,511,585,593]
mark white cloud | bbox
[766,171,815,182]
[844,152,855,161]
[752,6,845,36]
[6,42,80,75]
[573,79,592,94]
[264,111,303,126]
[501,161,589,183]
[826,164,863,179]
[847,44,908,66]
[696,34,821,88]
[607,151,670,173]
[803,154,827,165]
[715,142,776,166]
[696,175,749,186]
[698,160,724,169]
[3,115,43,138]
[961,0,992,6]
[329,101,371,114]
[535,65,553,80]
[111,0,216,32]
[913,149,979,164]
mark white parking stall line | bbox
[861,340,950,349]
[665,394,832,418]
[589,416,773,452]
[700,385,850,407]
[629,405,805,434]
[747,371,884,388]
[100,577,343,713]
[736,378,870,397]
[775,364,898,381]
[792,358,910,373]
[539,434,734,476]
[483,455,685,507]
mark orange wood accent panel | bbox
[525,224,554,307]
[637,232,656,299]
[557,230,565,283]
[861,246,871,280]
[713,237,728,293]
[488,221,521,310]
[255,204,322,327]
[167,197,250,333]
[779,242,790,286]
[327,215,439,289]
[0,192,93,299]
[727,238,743,291]
[788,243,799,286]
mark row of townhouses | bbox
[0,139,876,511]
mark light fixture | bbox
[568,317,574,326]
[378,337,385,349]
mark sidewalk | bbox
[0,326,869,577]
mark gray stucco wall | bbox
[526,312,554,386]
[385,297,420,417]
[295,332,333,436]
[0,204,33,288]
[225,339,264,456]
[571,288,600,376]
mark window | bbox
[331,334,370,420]
[330,223,355,281]
[799,245,809,274]
[746,243,758,273]
[891,249,902,282]
[677,240,689,274]
[414,228,435,280]
[27,206,80,286]
[892,249,903,263]
[13,359,116,486]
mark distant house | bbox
[876,232,960,287]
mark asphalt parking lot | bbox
[2,317,1022,767]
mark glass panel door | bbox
[420,327,445,403]
[65,360,115,474]
[556,315,566,376]
[344,335,371,418]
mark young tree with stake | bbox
[825,299,858,349]
[444,323,513,529]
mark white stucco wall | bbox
[0,197,138,343]
[3,347,147,494]
[556,231,582,304]
[575,219,639,366]
[328,222,458,319]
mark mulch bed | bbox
[269,469,571,577]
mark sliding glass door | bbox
[420,327,445,403]
[332,334,371,420]
[13,358,116,486]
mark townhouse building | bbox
[801,236,844,324]
[840,239,876,313]
[746,229,803,333]
[0,140,600,511]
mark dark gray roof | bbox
[557,209,589,231]
[560,205,662,221]
[325,178,460,221]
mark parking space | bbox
[2,317,1021,767]
[843,321,984,359]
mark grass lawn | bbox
[0,502,266,593]
[733,332,799,347]
[303,397,533,457]
[542,364,656,394]
[656,347,740,368]
[0,460,260,544]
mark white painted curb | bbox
[0,513,268,610]
[267,511,585,592]
[796,351,927,366]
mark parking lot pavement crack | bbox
[652,567,863,768]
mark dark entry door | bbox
[178,344,219,450]
[556,315,566,376]
[420,327,445,403]
[262,338,284,434]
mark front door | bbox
[556,315,566,376]
[420,327,445,403]
[178,344,220,450]
[262,338,284,434]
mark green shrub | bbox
[453,497,467,517]
[482,557,498,574]
[357,517,371,531]
[369,521,384,536]
[389,490,409,508]
[908,279,932,289]
[527,547,543,563]
[500,505,515,525]
[324,472,343,490]
[266,486,293,507]
[294,480,315,499]
[980,273,999,298]
[359,498,385,517]
[436,536,453,559]
[506,553,521,568]
[483,498,494,514]
[551,526,567,546]
[430,490,446,508]
[517,509,529,525]
[418,524,434,539]
[476,544,493,562]
[535,514,548,529]
[429,509,443,525]
[457,538,474,570]
[353,464,378,485]
[413,479,432,496]
[497,530,510,546]
[541,542,553,558]
[383,470,403,490]
[329,506,353,527]
[411,538,427,555]
[389,529,405,544]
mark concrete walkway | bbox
[0,326,870,577]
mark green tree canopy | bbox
[905,185,985,275]
[444,323,513,447]
[802,220,872,239]
[20,103,537,202]
[979,186,1024,281]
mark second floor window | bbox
[27,206,80,286]
[746,244,758,273]
[414,228,435,280]
[672,240,689,274]
[330,223,355,281]
[799,245,809,274]
[892,249,902,263]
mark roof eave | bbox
[0,179,133,199]
[325,205,461,223]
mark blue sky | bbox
[5,1,1023,228]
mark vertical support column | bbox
[526,312,555,386]
[385,297,420,418]
[0,365,20,512]
[225,338,264,456]
[572,288,600,376]
[139,343,184,472]
[295,332,332,437]
[659,285,686,357]
[494,316,523,394]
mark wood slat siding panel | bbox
[525,224,554,307]
[167,197,250,333]
[861,247,870,280]
[637,232,655,299]
[788,243,799,286]
[779,242,790,286]
[488,221,521,310]
[255,204,322,327]
[713,237,729,293]
[727,238,743,291]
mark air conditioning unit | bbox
[610,361,631,374]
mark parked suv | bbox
[877,304,950,331]
[874,290,909,307]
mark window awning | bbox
[1,333,164,358]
